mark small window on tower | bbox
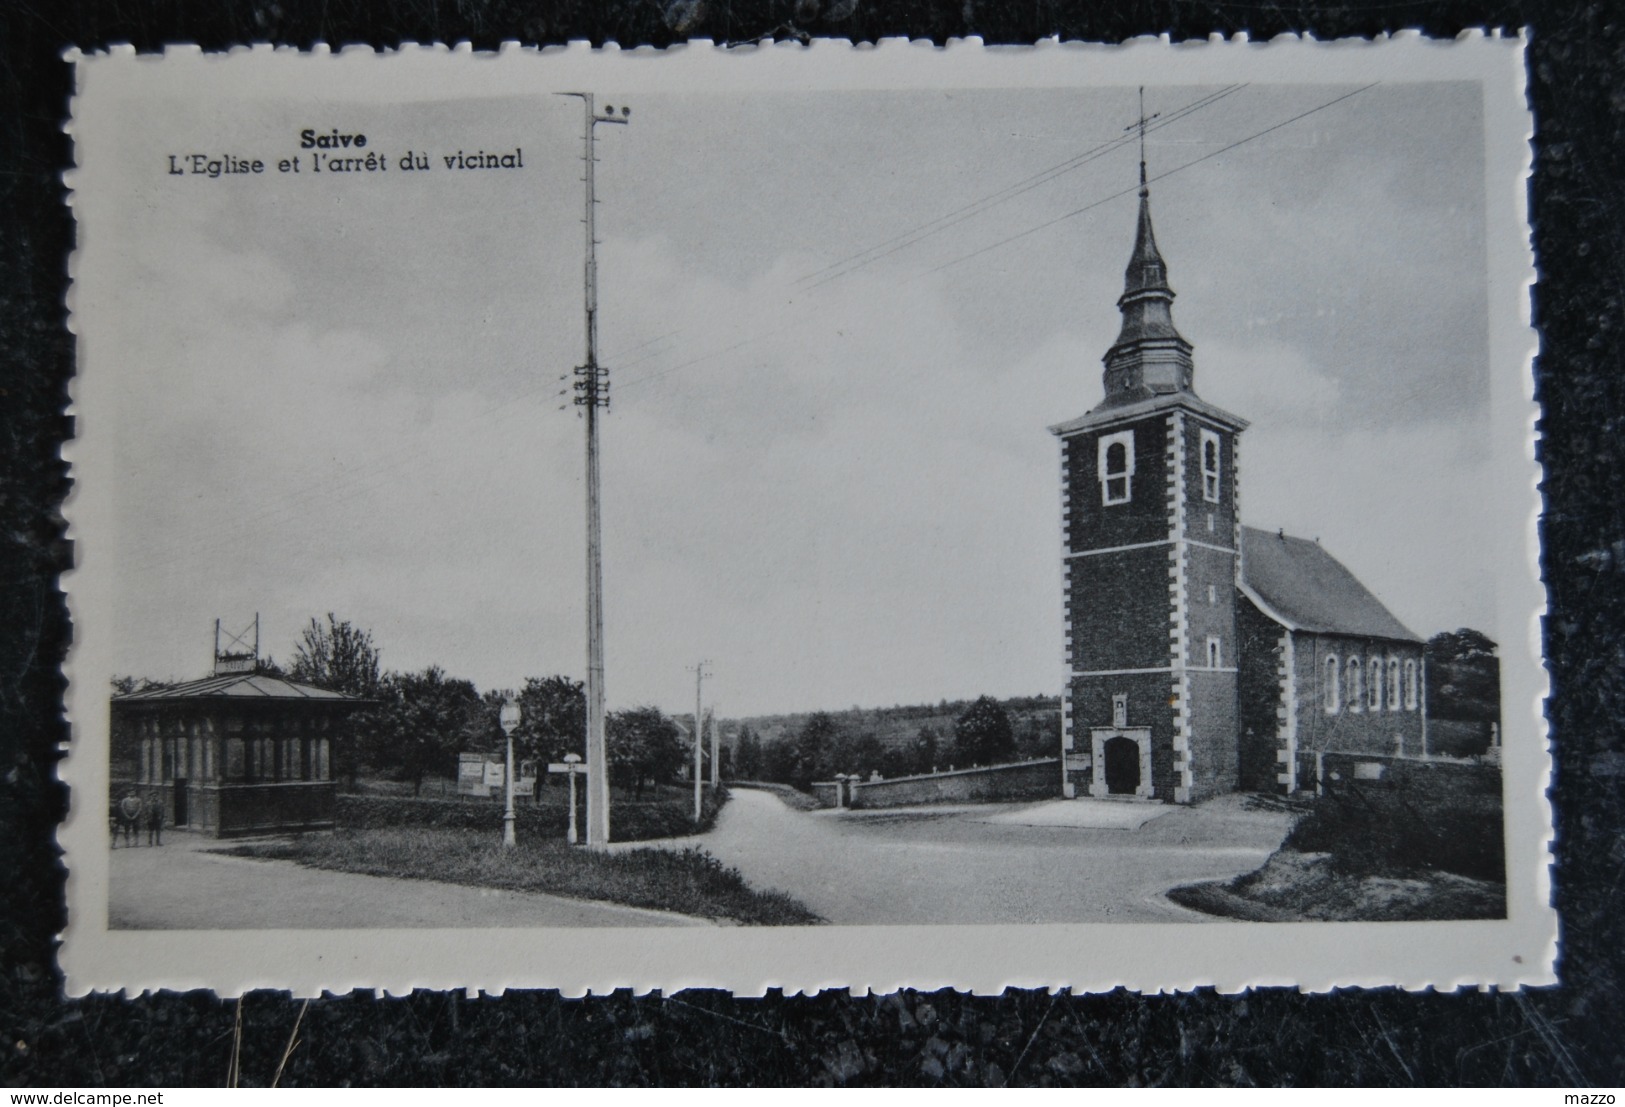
[1207,584,1216,605]
[1200,428,1222,503]
[1098,431,1135,506]
[1206,636,1221,668]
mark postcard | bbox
[61,34,1550,994]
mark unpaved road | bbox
[629,788,1293,925]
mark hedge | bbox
[336,785,728,844]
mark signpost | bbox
[548,754,587,845]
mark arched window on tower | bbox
[1200,428,1222,503]
[1098,430,1135,506]
[1388,658,1401,711]
[1347,657,1363,712]
[1324,654,1340,714]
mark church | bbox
[1051,169,1427,804]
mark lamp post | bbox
[563,752,583,845]
[499,698,521,848]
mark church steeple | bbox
[1099,116,1195,407]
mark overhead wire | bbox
[927,83,1379,276]
[125,86,1375,573]
[794,84,1245,291]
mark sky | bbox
[85,78,1497,717]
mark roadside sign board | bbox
[456,752,491,797]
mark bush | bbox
[1284,762,1504,883]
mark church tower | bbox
[1050,155,1248,804]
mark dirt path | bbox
[109,837,712,929]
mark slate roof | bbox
[1239,526,1420,643]
[113,671,365,703]
[1048,391,1248,437]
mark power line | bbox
[124,87,1377,574]
[927,83,1379,276]
[622,86,1356,395]
[795,85,1245,291]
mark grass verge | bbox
[1168,849,1506,922]
[726,781,821,811]
[1171,768,1506,922]
[226,827,822,926]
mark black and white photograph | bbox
[61,38,1549,994]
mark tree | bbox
[607,705,686,797]
[762,733,800,785]
[912,725,940,775]
[953,695,1016,766]
[787,712,845,787]
[289,613,381,697]
[733,724,763,780]
[1015,712,1061,759]
[515,676,586,763]
[366,666,482,795]
[851,732,885,778]
[1425,629,1501,722]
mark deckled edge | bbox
[56,30,1555,998]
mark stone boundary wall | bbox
[815,758,1061,810]
[1297,749,1501,797]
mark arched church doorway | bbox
[1103,736,1141,795]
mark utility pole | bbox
[560,92,629,848]
[690,660,710,822]
[709,703,721,788]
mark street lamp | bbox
[563,752,583,845]
[499,698,521,848]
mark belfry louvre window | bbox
[1098,430,1135,506]
[1200,428,1222,503]
[1324,655,1341,713]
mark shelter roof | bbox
[1240,526,1421,643]
[112,671,366,704]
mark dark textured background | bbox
[2,0,1619,1088]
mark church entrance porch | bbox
[1088,727,1154,799]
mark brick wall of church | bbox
[1184,669,1240,801]
[1067,548,1171,672]
[1235,594,1289,791]
[1062,414,1170,552]
[1068,672,1179,799]
[1181,544,1238,669]
[1179,415,1238,541]
[1290,631,1426,758]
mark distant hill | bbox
[722,694,1061,768]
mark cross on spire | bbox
[1124,86,1160,195]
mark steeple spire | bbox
[1099,89,1194,407]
